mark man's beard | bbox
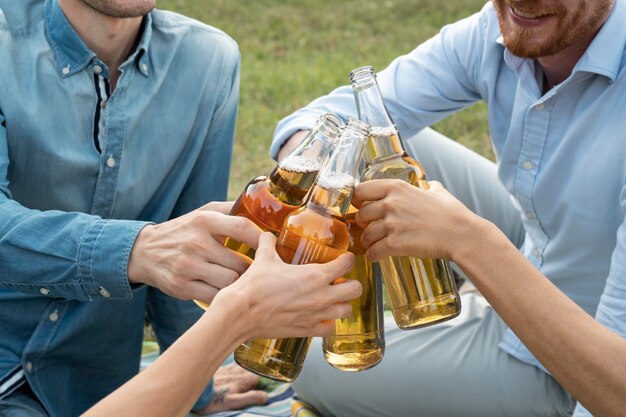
[492,0,608,59]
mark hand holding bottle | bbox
[213,232,361,340]
[353,179,480,263]
[127,201,263,303]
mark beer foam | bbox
[280,155,321,173]
[316,172,355,190]
[370,126,397,137]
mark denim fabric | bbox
[0,385,48,417]
[0,0,239,415]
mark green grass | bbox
[157,0,492,199]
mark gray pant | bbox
[291,128,576,417]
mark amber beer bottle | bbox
[322,204,385,371]
[234,118,370,382]
[350,66,461,329]
[194,114,343,310]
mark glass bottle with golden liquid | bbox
[350,66,461,330]
[194,113,343,310]
[234,118,370,382]
[322,204,385,371]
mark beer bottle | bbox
[194,113,343,310]
[234,118,370,382]
[322,204,385,371]
[350,66,461,329]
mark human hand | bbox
[198,200,235,214]
[212,232,361,340]
[128,201,262,303]
[193,363,268,415]
[352,179,481,262]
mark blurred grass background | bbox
[158,0,493,199]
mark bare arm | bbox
[277,130,309,162]
[82,232,359,417]
[353,179,626,417]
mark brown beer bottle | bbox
[194,113,343,310]
[350,66,461,329]
[322,204,385,371]
[234,118,370,382]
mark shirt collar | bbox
[574,0,626,82]
[43,0,153,78]
[497,0,626,82]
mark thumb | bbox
[254,232,279,261]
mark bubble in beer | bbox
[369,126,396,138]
[316,172,355,191]
[280,155,320,173]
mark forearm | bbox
[82,298,246,417]
[277,130,309,161]
[455,218,626,416]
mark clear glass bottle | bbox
[322,204,385,371]
[234,118,370,382]
[350,66,461,330]
[194,113,343,310]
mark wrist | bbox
[208,288,253,344]
[451,214,500,266]
[127,223,156,285]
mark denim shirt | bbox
[272,2,626,415]
[0,0,239,415]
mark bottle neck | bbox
[364,127,405,163]
[352,76,405,163]
[307,180,353,218]
[305,119,368,217]
[268,115,342,204]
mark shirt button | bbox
[62,65,70,75]
[532,248,541,257]
[26,362,33,372]
[141,63,148,73]
[94,65,103,74]
[99,287,111,298]
[106,156,116,168]
[49,310,59,322]
[534,103,545,111]
[100,99,107,108]
[40,288,50,296]
[522,160,534,170]
[525,210,535,220]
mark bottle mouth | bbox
[349,66,376,88]
[343,117,370,140]
[317,113,344,139]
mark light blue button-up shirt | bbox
[0,0,239,415]
[272,2,626,415]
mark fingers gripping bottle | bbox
[322,204,385,371]
[350,66,461,329]
[194,114,343,310]
[234,118,370,382]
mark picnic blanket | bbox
[140,342,323,417]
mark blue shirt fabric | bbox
[272,2,626,415]
[0,0,239,415]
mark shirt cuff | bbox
[77,219,151,301]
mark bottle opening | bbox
[344,117,370,139]
[317,113,344,139]
[349,66,376,89]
